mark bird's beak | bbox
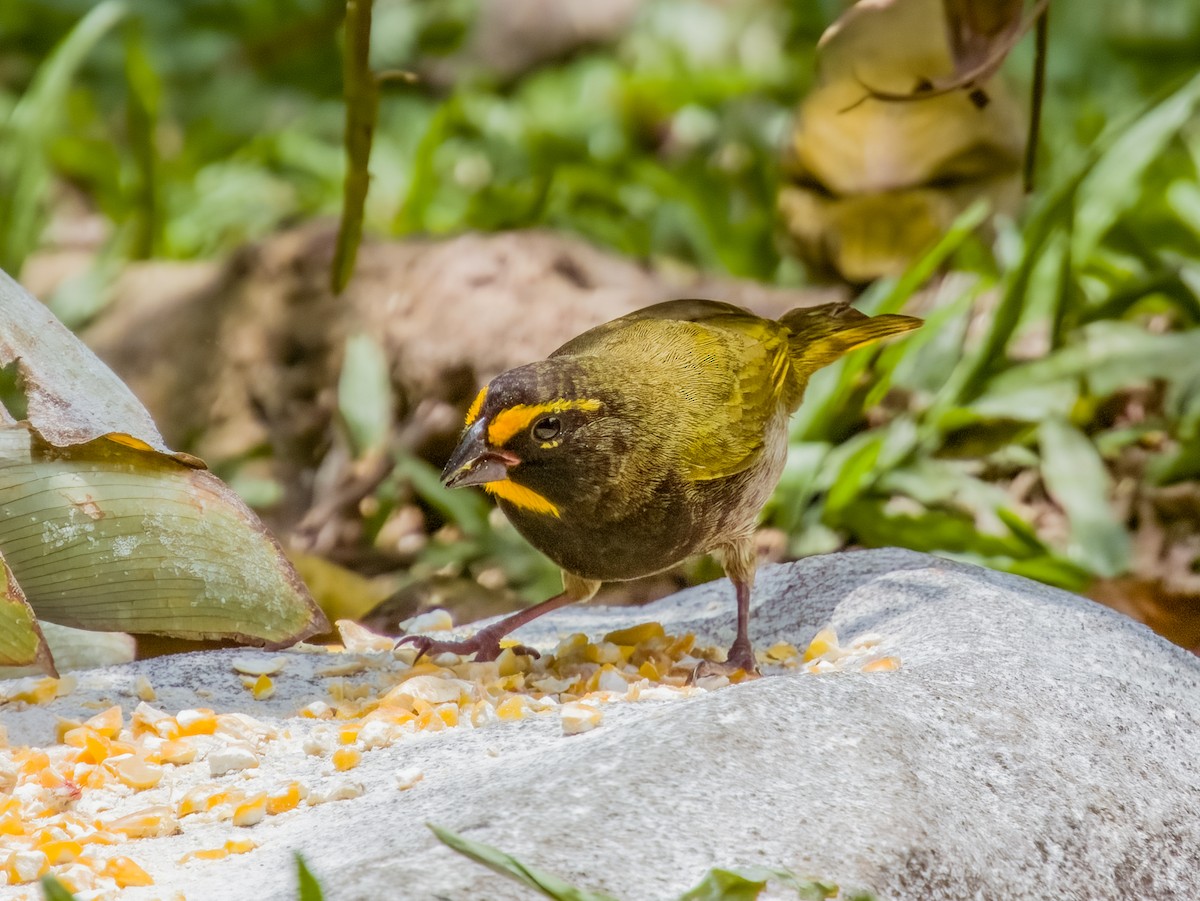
[440,419,520,489]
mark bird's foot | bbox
[394,628,540,663]
[723,639,760,676]
[687,648,760,684]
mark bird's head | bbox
[440,361,633,519]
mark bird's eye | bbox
[532,416,562,442]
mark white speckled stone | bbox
[2,549,1197,900]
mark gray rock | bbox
[2,548,1197,900]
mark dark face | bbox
[440,361,635,520]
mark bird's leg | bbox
[396,572,600,663]
[720,537,759,674]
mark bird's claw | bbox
[394,631,540,664]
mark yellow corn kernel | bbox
[39,839,82,865]
[332,748,361,771]
[6,848,49,883]
[176,708,218,736]
[156,740,197,766]
[10,677,60,705]
[177,839,257,865]
[603,622,665,646]
[104,805,179,839]
[232,794,267,827]
[77,830,119,846]
[638,661,660,681]
[338,725,359,745]
[0,812,24,837]
[102,855,154,887]
[109,755,163,790]
[251,675,275,700]
[178,787,214,817]
[495,696,526,721]
[55,718,84,744]
[803,628,840,662]
[266,783,303,816]
[434,704,459,728]
[583,642,622,665]
[497,647,532,677]
[766,641,799,662]
[134,675,156,702]
[862,656,901,673]
[84,705,124,739]
[663,633,694,659]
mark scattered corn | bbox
[232,794,268,827]
[0,616,899,893]
[104,855,154,887]
[332,748,361,771]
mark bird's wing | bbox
[558,300,792,482]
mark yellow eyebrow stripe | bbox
[486,399,601,447]
[464,386,488,427]
[484,480,560,517]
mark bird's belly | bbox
[500,493,700,583]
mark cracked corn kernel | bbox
[766,641,799,662]
[861,656,901,673]
[232,794,268,827]
[803,628,839,662]
[604,622,666,646]
[40,839,82,865]
[251,675,275,700]
[178,839,257,865]
[7,849,49,884]
[104,856,153,887]
[84,706,123,739]
[494,696,526,720]
[561,702,602,736]
[332,748,361,771]
[104,806,179,839]
[134,675,156,702]
[109,755,163,790]
[175,708,217,736]
[155,739,197,766]
[266,783,303,815]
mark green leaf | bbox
[338,332,395,457]
[1037,418,1131,578]
[40,875,79,901]
[429,823,620,901]
[296,854,326,901]
[1073,71,1200,263]
[0,0,128,273]
[0,426,326,644]
[677,868,768,901]
[679,866,851,901]
[0,550,54,674]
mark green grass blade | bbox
[40,875,79,901]
[296,854,326,901]
[1038,418,1131,578]
[429,823,621,901]
[0,0,128,273]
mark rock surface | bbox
[3,548,1198,900]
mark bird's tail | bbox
[781,303,921,377]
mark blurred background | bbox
[3,0,1200,652]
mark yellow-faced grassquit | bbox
[400,299,920,672]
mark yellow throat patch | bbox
[483,479,560,517]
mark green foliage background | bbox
[3,0,1200,604]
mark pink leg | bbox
[395,573,600,662]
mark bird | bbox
[398,299,920,672]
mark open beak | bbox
[440,419,520,489]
